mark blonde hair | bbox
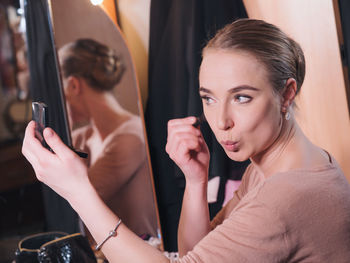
[203,19,305,96]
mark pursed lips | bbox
[220,140,239,151]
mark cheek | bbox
[65,94,79,108]
[239,100,281,145]
[203,97,281,145]
[65,103,74,119]
[203,106,218,133]
[65,99,79,117]
[65,98,75,114]
[64,88,74,105]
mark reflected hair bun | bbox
[60,38,125,91]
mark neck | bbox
[250,117,309,177]
[85,90,131,140]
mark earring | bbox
[285,111,291,121]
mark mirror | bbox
[46,0,162,248]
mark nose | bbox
[217,105,233,130]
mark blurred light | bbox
[90,0,104,5]
[17,8,24,15]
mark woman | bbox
[58,39,158,239]
[22,20,350,262]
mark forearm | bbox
[69,183,168,263]
[22,123,167,262]
[178,180,211,257]
[165,116,211,257]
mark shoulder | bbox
[72,124,93,138]
[107,115,144,142]
[245,162,350,224]
[102,132,146,162]
[117,115,143,135]
[72,124,93,147]
[259,161,347,199]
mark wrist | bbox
[185,179,208,200]
[68,180,97,210]
[183,169,209,188]
[185,178,208,188]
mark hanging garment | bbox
[146,0,248,251]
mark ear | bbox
[66,76,82,96]
[281,78,297,112]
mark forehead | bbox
[199,49,270,91]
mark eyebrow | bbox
[199,85,259,94]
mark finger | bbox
[22,121,53,164]
[43,128,76,160]
[22,121,38,164]
[183,138,202,152]
[167,132,202,146]
[167,116,197,128]
[166,133,202,157]
[174,139,201,162]
[168,124,201,139]
[167,128,204,152]
[23,120,36,143]
[167,119,202,140]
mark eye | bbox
[233,94,252,104]
[200,95,215,105]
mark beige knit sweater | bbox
[178,155,350,262]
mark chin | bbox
[225,150,250,162]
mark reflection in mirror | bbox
[48,0,162,250]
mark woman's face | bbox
[199,49,283,162]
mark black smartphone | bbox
[32,101,50,149]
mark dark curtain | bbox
[24,0,79,234]
[337,0,350,112]
[146,0,249,251]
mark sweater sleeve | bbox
[178,198,289,263]
[210,164,259,229]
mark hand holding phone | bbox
[32,101,88,158]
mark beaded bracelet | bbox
[95,219,122,251]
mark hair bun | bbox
[60,38,125,92]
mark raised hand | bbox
[166,116,210,185]
[22,121,91,202]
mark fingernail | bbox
[45,128,53,137]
